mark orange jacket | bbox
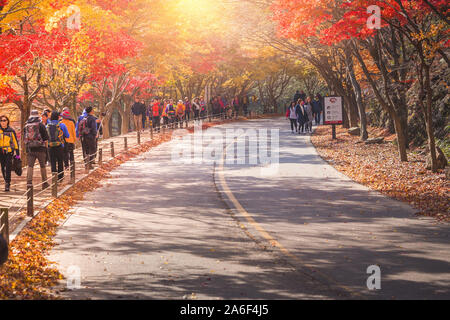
[176,103,185,115]
[60,118,77,144]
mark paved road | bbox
[216,118,450,299]
[49,120,337,299]
[49,118,450,299]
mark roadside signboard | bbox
[324,96,343,125]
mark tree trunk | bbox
[348,100,359,128]
[102,112,113,139]
[346,51,368,140]
[17,78,31,162]
[393,113,408,162]
[352,41,407,161]
[121,109,130,135]
[424,64,437,172]
[341,96,351,129]
[18,101,28,161]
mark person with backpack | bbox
[192,98,201,120]
[199,96,207,118]
[312,94,323,125]
[286,102,298,133]
[161,100,169,129]
[176,100,185,127]
[41,109,51,165]
[296,100,308,134]
[78,106,98,170]
[140,99,147,130]
[165,100,176,128]
[132,98,143,133]
[0,115,20,192]
[184,97,192,121]
[304,97,314,133]
[24,110,50,190]
[60,108,76,171]
[151,98,161,133]
[47,111,70,181]
[76,108,88,161]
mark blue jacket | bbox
[47,120,70,147]
[295,104,307,122]
[312,100,322,113]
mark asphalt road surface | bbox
[49,118,450,299]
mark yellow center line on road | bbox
[216,127,363,299]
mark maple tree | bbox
[270,0,449,170]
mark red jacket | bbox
[152,103,160,117]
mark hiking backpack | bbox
[78,117,91,136]
[23,122,45,149]
[167,105,175,116]
[47,123,64,147]
[0,130,15,153]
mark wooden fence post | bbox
[124,137,128,151]
[52,173,58,198]
[70,161,75,184]
[1,208,9,247]
[137,131,141,145]
[98,148,103,166]
[111,142,115,158]
[27,184,33,217]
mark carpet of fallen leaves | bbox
[0,133,174,299]
[311,125,450,223]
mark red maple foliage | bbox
[271,0,447,45]
[0,24,69,102]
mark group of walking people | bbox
[0,106,100,192]
[286,91,324,134]
[210,95,250,119]
[131,94,250,133]
[131,96,209,133]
